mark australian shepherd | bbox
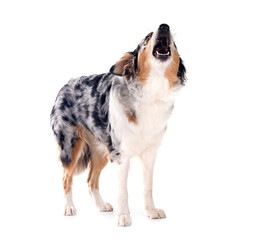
[50,23,186,226]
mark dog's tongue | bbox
[158,45,169,54]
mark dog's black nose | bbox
[159,24,170,32]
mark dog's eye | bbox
[145,33,153,41]
[144,32,153,45]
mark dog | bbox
[50,23,186,226]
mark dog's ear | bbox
[178,57,187,85]
[110,52,137,79]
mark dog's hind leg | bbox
[86,137,113,212]
[62,137,85,216]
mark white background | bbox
[0,0,265,239]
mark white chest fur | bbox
[110,61,178,157]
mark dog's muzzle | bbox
[152,24,171,61]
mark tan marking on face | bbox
[164,46,180,88]
[137,39,152,84]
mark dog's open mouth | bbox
[152,36,171,61]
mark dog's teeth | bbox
[156,51,170,56]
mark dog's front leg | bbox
[140,147,166,219]
[117,158,131,226]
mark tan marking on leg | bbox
[63,171,73,195]
[72,126,111,210]
[62,138,84,195]
[73,126,109,193]
[87,151,109,194]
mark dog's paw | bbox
[98,202,113,212]
[118,214,131,227]
[147,208,166,219]
[64,205,76,216]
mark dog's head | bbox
[110,24,186,86]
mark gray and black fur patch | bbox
[50,73,120,166]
